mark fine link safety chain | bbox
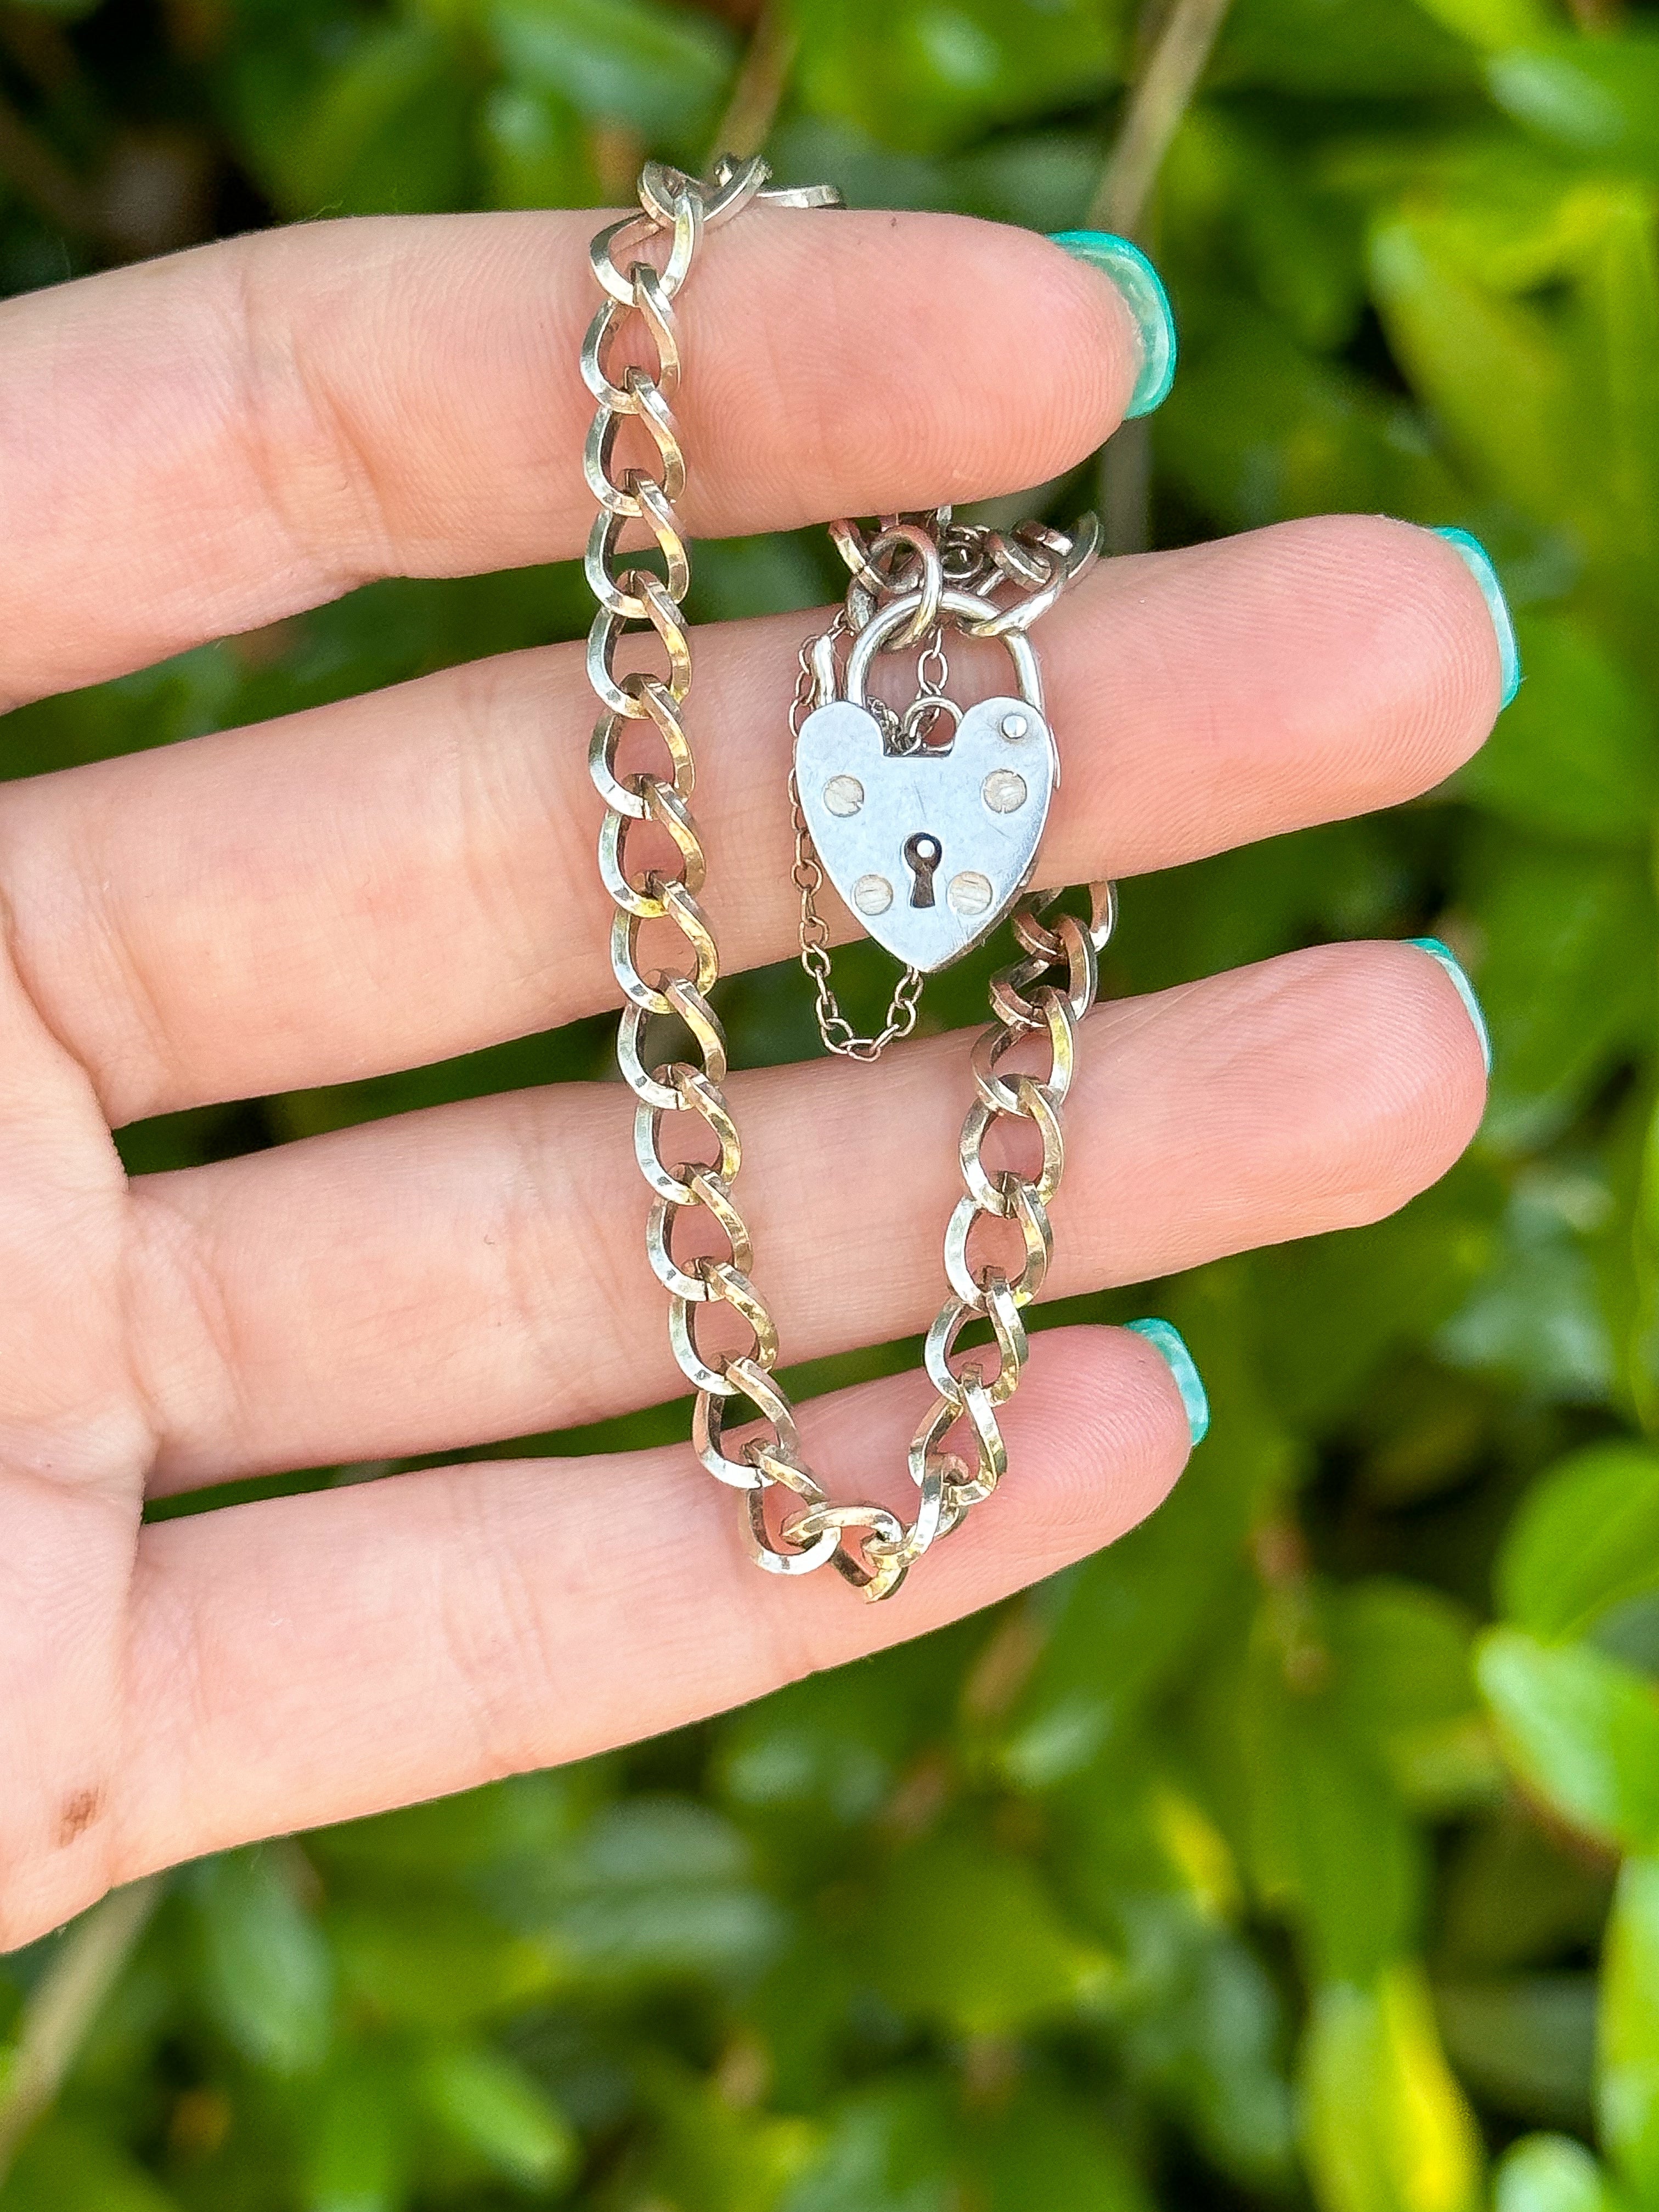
[583,155,1118,1601]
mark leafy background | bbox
[0,0,1657,2205]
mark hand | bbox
[0,207,1494,1949]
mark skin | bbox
[0,208,1494,1951]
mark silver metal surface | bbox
[582,167,1116,1600]
[795,691,1057,972]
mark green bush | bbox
[2,0,1658,2205]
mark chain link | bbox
[583,156,1116,1600]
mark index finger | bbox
[0,207,1144,706]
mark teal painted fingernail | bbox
[1405,937,1492,1077]
[1047,232,1177,417]
[1432,527,1521,708]
[1126,1318,1209,1446]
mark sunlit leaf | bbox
[1600,1856,1659,2205]
[1300,1964,1483,2212]
[1494,2134,1624,2212]
[1477,1629,1659,1850]
[1498,1442,1659,1643]
[419,2041,578,2193]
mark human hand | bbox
[0,207,1497,1949]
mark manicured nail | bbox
[1432,527,1521,708]
[1125,1318,1209,1446]
[1047,232,1177,417]
[1405,937,1492,1077]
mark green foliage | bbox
[2,0,1659,2208]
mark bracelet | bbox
[582,156,1115,1601]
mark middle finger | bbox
[0,514,1502,1127]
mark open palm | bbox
[0,206,1494,1950]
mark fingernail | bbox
[1125,1318,1209,1446]
[1047,232,1177,417]
[1432,527,1521,708]
[1404,937,1492,1077]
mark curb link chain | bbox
[583,156,1118,1601]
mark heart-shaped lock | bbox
[794,587,1058,973]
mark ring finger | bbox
[0,514,1504,1127]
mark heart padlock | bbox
[794,586,1058,973]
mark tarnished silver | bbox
[583,158,1115,1601]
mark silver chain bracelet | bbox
[582,155,1116,1600]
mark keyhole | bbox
[904,832,943,908]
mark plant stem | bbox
[711,5,798,161]
[1093,0,1236,554]
[0,1878,162,2181]
[1090,0,1235,238]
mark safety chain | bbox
[583,156,1117,1600]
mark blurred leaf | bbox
[1489,37,1659,173]
[1456,613,1659,847]
[1438,1810,1615,1975]
[1244,1602,1424,1984]
[0,2119,180,2211]
[481,84,599,210]
[1498,1442,1659,1644]
[1164,108,1366,351]
[1258,1166,1503,1430]
[1333,1581,1500,1813]
[189,1850,334,2077]
[1108,1892,1296,2183]
[1601,1856,1659,2207]
[1436,1165,1617,1407]
[419,2040,578,2193]
[1410,0,1555,48]
[1369,215,1577,531]
[715,1669,904,1828]
[1461,835,1656,1152]
[787,0,1121,154]
[1435,1972,1596,2128]
[964,2076,1155,2211]
[298,2047,412,2212]
[527,1797,788,1984]
[1215,0,1477,93]
[226,18,477,217]
[868,1833,1114,2034]
[1477,1629,1659,1851]
[1157,306,1461,532]
[312,1774,580,1877]
[491,0,735,148]
[1494,2135,1626,2212]
[1300,1963,1484,2212]
[780,2079,955,2212]
[636,2060,819,2212]
[330,1898,556,2030]
[990,1268,1285,1788]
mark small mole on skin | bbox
[58,1788,102,1846]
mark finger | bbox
[0,516,1502,1126]
[66,1324,1185,1936]
[127,939,1487,1492]
[0,210,1136,706]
